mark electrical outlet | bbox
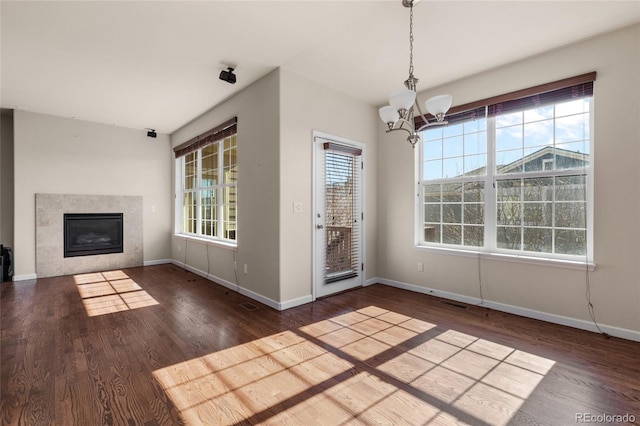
[417,262,424,272]
[233,261,237,271]
[293,202,303,213]
[243,264,248,275]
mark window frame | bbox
[415,80,595,268]
[174,120,237,245]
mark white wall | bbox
[279,68,378,303]
[170,68,377,308]
[13,111,172,278]
[377,24,640,336]
[170,69,281,302]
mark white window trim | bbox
[174,137,237,246]
[415,99,595,270]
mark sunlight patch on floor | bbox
[74,270,159,317]
[153,305,555,425]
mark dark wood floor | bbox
[1,264,639,425]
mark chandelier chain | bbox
[408,2,414,78]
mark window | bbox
[418,75,594,262]
[175,118,237,242]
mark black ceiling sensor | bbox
[146,129,157,138]
[219,67,236,84]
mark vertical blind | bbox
[323,142,361,283]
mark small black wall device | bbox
[219,67,236,84]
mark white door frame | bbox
[312,130,366,301]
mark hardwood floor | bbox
[1,264,639,425]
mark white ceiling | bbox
[2,1,639,134]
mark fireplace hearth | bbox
[64,213,123,257]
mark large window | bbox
[418,76,593,262]
[175,118,237,242]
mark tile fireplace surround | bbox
[35,194,143,278]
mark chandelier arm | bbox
[414,100,431,128]
[386,125,414,137]
[416,120,449,133]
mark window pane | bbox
[497,226,521,250]
[443,157,463,178]
[556,175,586,201]
[223,185,237,240]
[496,126,523,152]
[444,123,464,138]
[464,119,487,133]
[201,144,218,187]
[555,229,586,255]
[443,135,463,158]
[424,140,442,161]
[184,152,197,190]
[424,204,441,222]
[496,111,522,128]
[464,182,484,202]
[523,177,553,201]
[523,227,552,252]
[555,114,588,143]
[555,99,589,117]
[496,149,523,174]
[464,154,486,175]
[424,184,441,202]
[523,202,553,227]
[497,202,521,226]
[464,204,484,225]
[555,202,586,228]
[464,225,484,247]
[442,183,462,202]
[200,189,216,237]
[423,160,442,180]
[443,225,462,245]
[424,224,440,243]
[224,136,238,185]
[524,119,553,149]
[524,105,554,121]
[497,179,521,202]
[464,131,487,155]
[442,204,462,224]
[423,127,443,142]
[183,192,196,234]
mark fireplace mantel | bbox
[35,194,143,278]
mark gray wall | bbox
[377,24,640,335]
[12,111,172,278]
[170,68,378,307]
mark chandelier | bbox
[378,0,453,148]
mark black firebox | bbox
[64,213,123,258]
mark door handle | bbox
[316,224,324,230]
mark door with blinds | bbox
[314,135,364,298]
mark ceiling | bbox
[2,1,639,135]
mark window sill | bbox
[174,233,237,251]
[415,244,596,271]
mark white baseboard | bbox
[144,259,171,266]
[11,273,37,282]
[169,260,312,311]
[375,277,640,342]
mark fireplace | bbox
[64,213,124,258]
